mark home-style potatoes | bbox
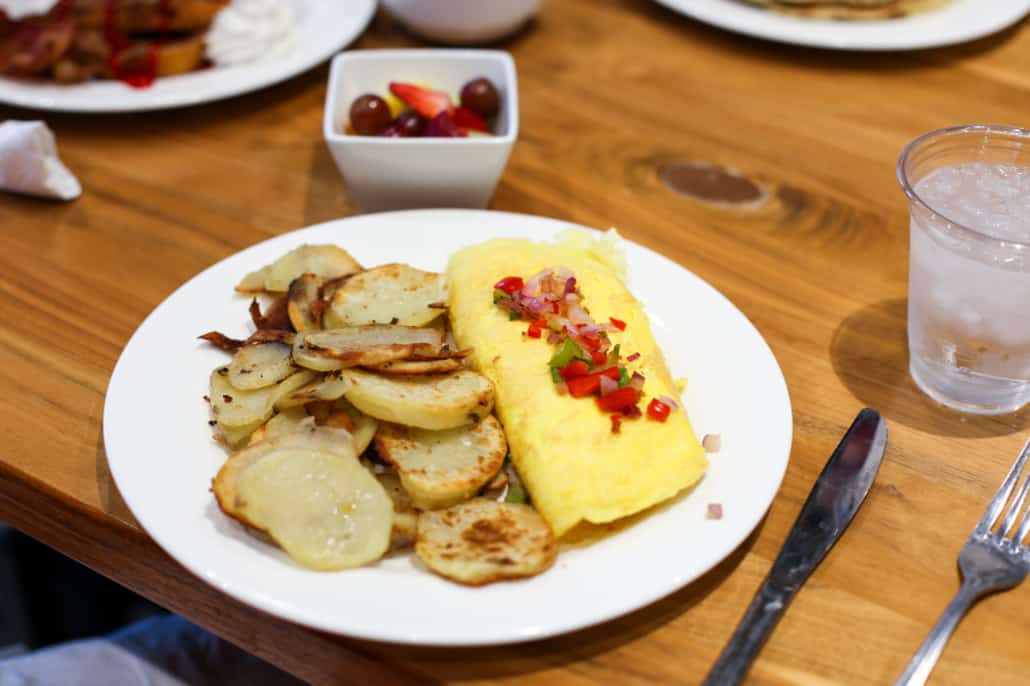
[201,243,559,584]
[213,425,393,571]
[416,499,557,585]
[236,244,362,294]
[339,368,494,430]
[375,416,507,510]
[324,263,448,328]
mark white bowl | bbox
[382,0,541,44]
[323,49,518,213]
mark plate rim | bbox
[651,0,1030,51]
[0,0,377,113]
[103,208,794,646]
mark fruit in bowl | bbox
[345,77,502,138]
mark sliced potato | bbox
[213,425,392,571]
[210,367,315,429]
[340,368,494,430]
[322,399,378,455]
[218,419,265,448]
[376,471,418,551]
[228,342,294,390]
[294,326,444,370]
[416,499,557,585]
[287,273,324,331]
[367,358,462,375]
[236,245,362,294]
[375,416,507,510]
[278,372,351,408]
[247,406,309,446]
[324,263,448,328]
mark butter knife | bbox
[701,408,887,686]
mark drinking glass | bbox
[898,124,1030,415]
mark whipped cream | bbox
[0,0,60,20]
[205,0,297,67]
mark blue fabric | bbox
[0,616,305,686]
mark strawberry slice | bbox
[453,106,491,134]
[388,82,454,119]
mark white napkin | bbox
[0,121,81,201]
[0,0,60,20]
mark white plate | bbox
[0,0,376,112]
[104,210,793,646]
[652,0,1030,51]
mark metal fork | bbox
[895,439,1030,686]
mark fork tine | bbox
[977,439,1030,535]
[999,463,1030,538]
[1017,498,1030,546]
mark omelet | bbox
[447,229,707,538]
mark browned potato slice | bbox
[227,342,294,390]
[213,424,392,571]
[416,499,557,585]
[324,263,448,328]
[247,406,309,446]
[287,273,324,331]
[326,399,378,455]
[236,245,362,294]
[293,326,444,370]
[210,367,315,431]
[375,416,507,510]
[366,358,462,375]
[339,368,494,430]
[278,372,351,408]
[375,471,419,551]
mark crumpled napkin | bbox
[0,121,81,201]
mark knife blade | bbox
[701,408,887,686]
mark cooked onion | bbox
[707,503,723,520]
[702,434,722,453]
[599,375,618,396]
[658,395,679,410]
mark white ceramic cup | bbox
[382,0,541,44]
[323,49,518,213]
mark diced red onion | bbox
[564,293,580,304]
[547,331,562,345]
[702,434,722,453]
[707,503,723,520]
[563,276,577,295]
[523,296,548,315]
[630,372,646,391]
[627,352,640,362]
[579,324,602,337]
[599,375,618,396]
[567,304,592,326]
[658,395,679,410]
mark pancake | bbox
[447,230,708,538]
[739,0,951,20]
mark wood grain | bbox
[2,1,1030,684]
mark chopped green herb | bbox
[618,366,630,387]
[549,339,587,368]
[609,343,621,365]
[493,288,507,304]
[506,484,527,504]
[509,311,521,321]
[551,367,563,383]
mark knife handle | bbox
[700,581,794,686]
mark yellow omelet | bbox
[447,229,708,538]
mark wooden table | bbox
[3,1,1030,684]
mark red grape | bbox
[395,110,426,137]
[349,94,392,136]
[460,78,500,118]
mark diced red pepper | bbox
[610,414,622,434]
[527,319,547,338]
[610,317,627,331]
[494,276,524,295]
[558,359,590,379]
[551,302,559,314]
[647,398,672,422]
[590,350,608,366]
[566,367,621,397]
[596,387,640,412]
[579,336,602,352]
